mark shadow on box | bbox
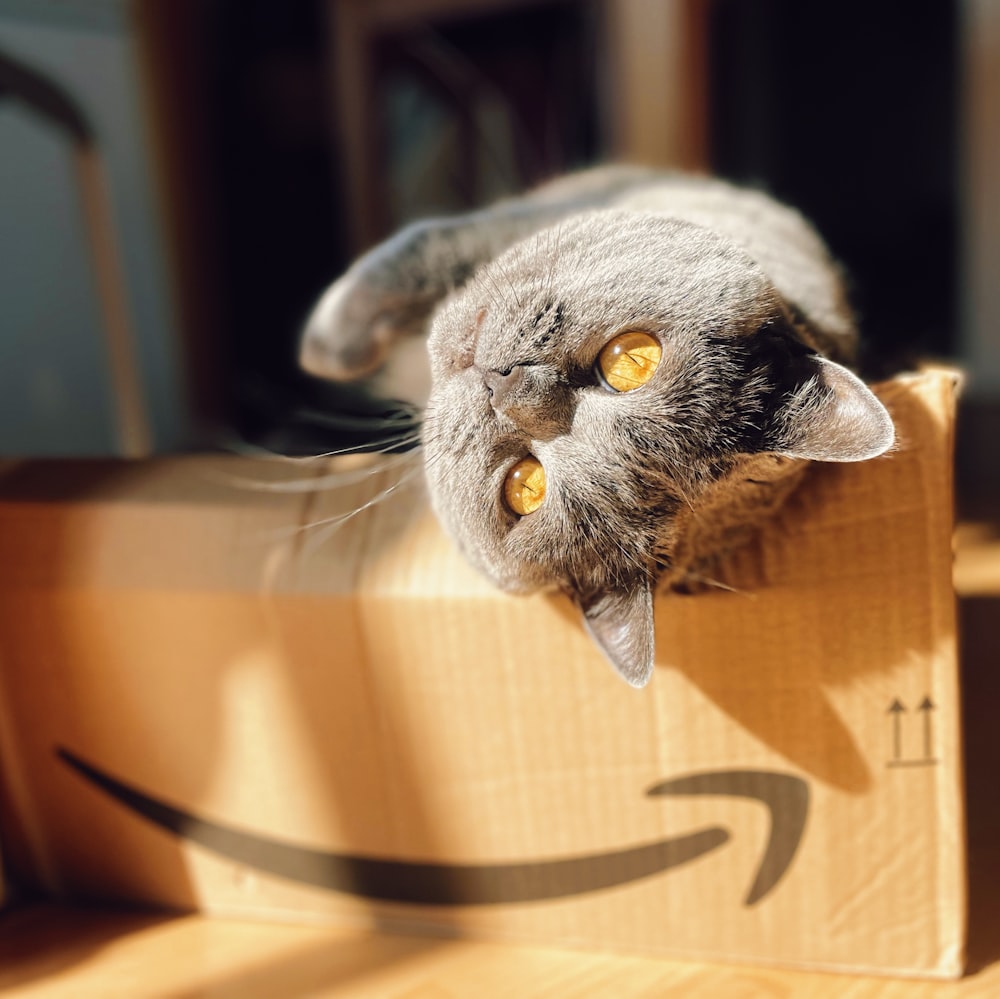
[546,376,949,795]
[674,376,958,793]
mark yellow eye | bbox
[503,456,546,516]
[596,331,662,392]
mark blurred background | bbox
[0,0,996,484]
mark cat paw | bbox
[300,254,434,406]
[300,271,399,382]
[300,220,446,405]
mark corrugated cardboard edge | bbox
[933,367,967,980]
[942,368,967,981]
[879,366,967,978]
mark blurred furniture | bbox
[0,1,217,456]
[0,46,150,456]
[326,0,710,252]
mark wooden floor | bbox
[1,903,1000,999]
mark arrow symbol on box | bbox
[918,696,936,759]
[888,698,906,761]
[57,747,808,907]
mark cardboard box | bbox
[0,369,964,977]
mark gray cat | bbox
[301,166,894,687]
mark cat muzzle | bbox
[479,364,574,440]
[482,365,525,410]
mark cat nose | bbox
[479,364,573,440]
[482,365,525,411]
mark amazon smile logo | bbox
[58,749,808,907]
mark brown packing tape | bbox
[0,370,965,976]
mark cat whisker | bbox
[500,258,524,309]
[683,571,752,597]
[543,223,563,303]
[220,424,421,464]
[208,450,423,494]
[210,428,422,474]
[253,464,420,546]
[303,451,423,491]
[293,428,422,457]
[418,437,459,474]
[220,439,358,464]
[491,248,522,309]
[481,263,513,315]
[295,465,424,561]
[292,408,421,435]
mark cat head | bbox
[421,212,893,686]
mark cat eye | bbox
[596,331,662,392]
[503,456,546,516]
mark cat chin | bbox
[471,564,558,597]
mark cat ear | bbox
[578,578,655,688]
[771,356,894,462]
